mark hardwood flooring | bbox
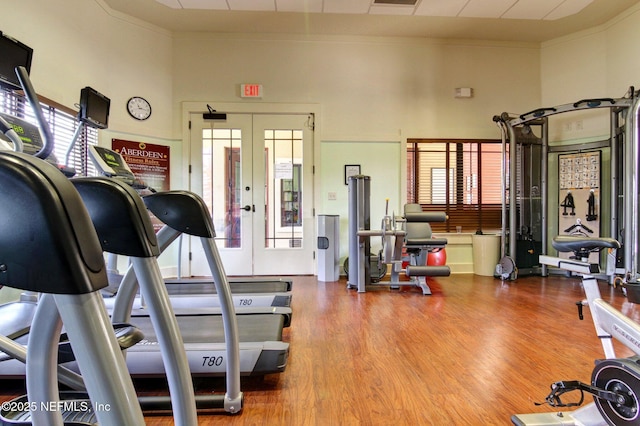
[2,273,639,425]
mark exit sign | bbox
[241,84,263,98]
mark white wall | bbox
[1,0,173,139]
[1,0,177,274]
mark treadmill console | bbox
[88,145,136,185]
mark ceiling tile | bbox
[414,0,468,17]
[545,0,594,20]
[369,5,415,15]
[373,0,417,4]
[228,0,276,11]
[155,0,182,8]
[179,0,229,9]
[502,0,564,19]
[323,0,371,14]
[276,0,324,13]
[459,0,517,18]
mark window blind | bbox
[407,138,506,232]
[0,87,97,176]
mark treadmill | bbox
[90,144,294,308]
[91,145,291,376]
[0,100,289,380]
[0,185,290,380]
[110,187,290,376]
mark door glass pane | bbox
[264,129,303,248]
[202,128,242,248]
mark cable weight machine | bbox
[493,90,638,280]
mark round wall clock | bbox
[126,96,152,120]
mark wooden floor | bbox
[2,273,639,425]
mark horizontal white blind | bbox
[0,87,97,176]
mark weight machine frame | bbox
[494,90,640,281]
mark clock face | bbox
[127,97,151,120]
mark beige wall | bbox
[173,33,541,142]
[172,33,541,271]
[541,3,640,142]
[1,0,173,139]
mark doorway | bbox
[188,112,315,276]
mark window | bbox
[407,138,505,232]
[0,86,97,176]
[201,127,242,248]
[264,129,303,249]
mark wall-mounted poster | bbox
[558,151,601,262]
[111,139,170,232]
[111,139,170,192]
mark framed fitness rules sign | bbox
[111,139,170,192]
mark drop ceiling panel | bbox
[369,5,415,15]
[228,0,276,11]
[545,0,594,20]
[323,0,371,14]
[414,0,468,17]
[502,0,564,19]
[459,0,517,18]
[179,0,229,9]
[154,0,606,19]
[276,0,324,13]
[155,0,181,8]
[373,0,417,4]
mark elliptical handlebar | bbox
[15,66,54,160]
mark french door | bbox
[189,112,314,276]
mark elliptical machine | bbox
[0,66,147,425]
[0,64,240,424]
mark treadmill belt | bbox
[130,313,285,343]
[163,279,291,294]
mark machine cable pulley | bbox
[573,98,616,108]
[519,107,557,121]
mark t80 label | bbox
[202,356,224,367]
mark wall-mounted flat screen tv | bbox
[79,86,110,129]
[0,32,33,90]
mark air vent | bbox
[373,0,418,5]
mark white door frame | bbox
[181,101,321,277]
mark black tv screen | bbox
[0,32,33,90]
[79,86,110,129]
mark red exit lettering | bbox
[241,84,262,98]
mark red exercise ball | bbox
[427,248,447,266]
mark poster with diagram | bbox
[558,151,600,261]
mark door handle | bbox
[243,205,255,212]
